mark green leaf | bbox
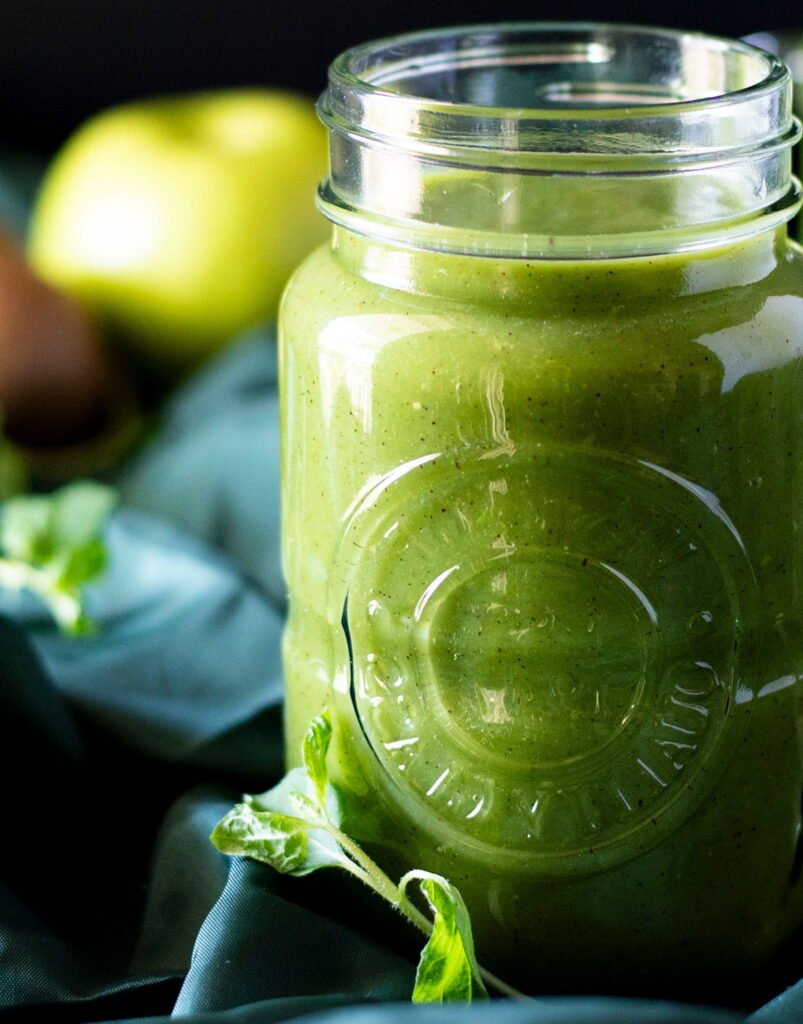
[211,765,353,877]
[2,495,52,562]
[1,481,116,562]
[247,767,344,833]
[302,711,332,808]
[401,870,488,1003]
[210,713,520,1004]
[54,539,108,589]
[211,805,309,873]
[210,803,348,876]
[50,481,118,549]
[0,481,117,634]
[247,767,311,814]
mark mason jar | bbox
[279,23,803,997]
[744,30,803,240]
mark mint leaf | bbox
[249,718,342,825]
[211,806,310,873]
[210,804,349,875]
[51,481,117,547]
[211,714,522,1003]
[56,539,108,589]
[246,765,344,828]
[0,481,117,634]
[2,495,51,562]
[302,711,332,808]
[212,764,353,876]
[401,870,488,1003]
[246,767,314,814]
[2,481,116,559]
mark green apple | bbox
[28,90,328,371]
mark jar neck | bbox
[318,24,801,259]
[332,223,788,307]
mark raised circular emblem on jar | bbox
[334,444,755,873]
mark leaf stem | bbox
[322,821,431,930]
[320,819,529,1001]
[476,966,530,1001]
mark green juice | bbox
[280,224,803,994]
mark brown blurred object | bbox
[0,230,113,446]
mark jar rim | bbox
[318,23,801,258]
[328,21,787,125]
[743,30,803,83]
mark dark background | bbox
[0,0,798,149]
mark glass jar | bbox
[745,30,803,242]
[279,23,803,997]
[745,29,803,109]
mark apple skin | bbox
[0,231,111,446]
[28,90,328,371]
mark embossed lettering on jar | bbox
[279,23,803,997]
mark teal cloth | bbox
[0,157,802,1023]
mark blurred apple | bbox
[28,90,327,371]
[0,231,111,447]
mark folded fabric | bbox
[118,330,284,609]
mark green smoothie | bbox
[280,224,803,995]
